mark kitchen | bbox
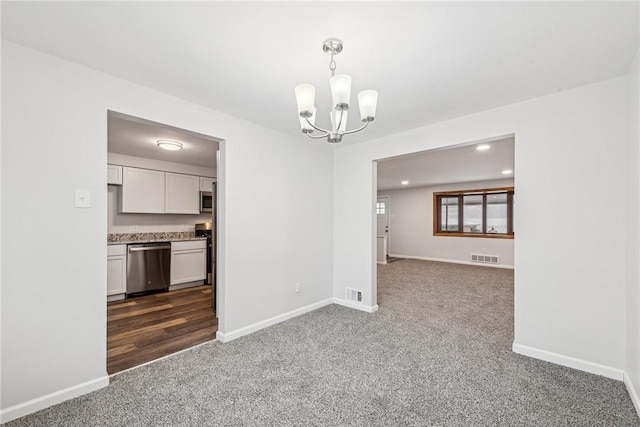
[106,112,219,374]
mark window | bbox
[376,201,386,215]
[440,196,459,231]
[434,187,514,238]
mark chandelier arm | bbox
[304,116,331,135]
[341,120,370,136]
[305,132,329,140]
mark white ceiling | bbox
[108,112,219,168]
[377,136,514,191]
[2,2,638,145]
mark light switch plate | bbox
[74,189,91,208]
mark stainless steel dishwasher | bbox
[126,242,171,295]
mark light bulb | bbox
[295,84,315,115]
[329,74,352,109]
[358,90,378,121]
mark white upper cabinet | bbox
[121,167,166,213]
[165,173,200,214]
[199,176,216,192]
[107,164,123,185]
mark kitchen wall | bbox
[107,153,213,233]
[334,76,627,380]
[379,178,514,267]
[625,48,640,412]
[1,41,334,422]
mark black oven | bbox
[195,222,213,289]
[200,191,213,213]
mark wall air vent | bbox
[346,287,363,302]
[471,254,499,264]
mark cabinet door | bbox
[165,173,199,214]
[171,249,206,285]
[107,164,123,185]
[199,176,216,192]
[107,255,127,295]
[121,167,165,213]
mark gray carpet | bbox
[6,259,639,426]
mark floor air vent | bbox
[346,287,363,302]
[471,254,499,264]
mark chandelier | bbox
[294,38,378,143]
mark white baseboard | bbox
[624,372,640,417]
[169,280,205,291]
[107,293,125,302]
[389,254,514,270]
[0,375,109,424]
[333,298,379,313]
[376,260,387,265]
[512,343,623,380]
[216,298,334,343]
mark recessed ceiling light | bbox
[157,140,183,151]
[502,169,513,175]
[476,144,490,151]
[401,180,409,185]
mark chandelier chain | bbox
[329,52,336,77]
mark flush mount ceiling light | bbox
[295,38,378,144]
[157,140,183,151]
[401,180,409,185]
[476,144,491,151]
[502,169,513,175]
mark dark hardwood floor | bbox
[107,285,217,374]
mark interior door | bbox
[377,196,390,238]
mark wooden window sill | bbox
[433,232,514,239]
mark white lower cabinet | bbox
[107,245,127,300]
[170,240,206,285]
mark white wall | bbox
[334,77,627,378]
[625,48,640,411]
[1,42,334,421]
[107,153,213,233]
[379,179,514,267]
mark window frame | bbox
[433,186,514,239]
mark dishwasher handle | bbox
[129,245,171,252]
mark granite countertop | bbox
[108,232,208,245]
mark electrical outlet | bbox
[295,282,301,293]
[129,225,138,232]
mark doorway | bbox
[106,111,221,374]
[374,136,515,306]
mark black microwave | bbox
[200,191,213,213]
